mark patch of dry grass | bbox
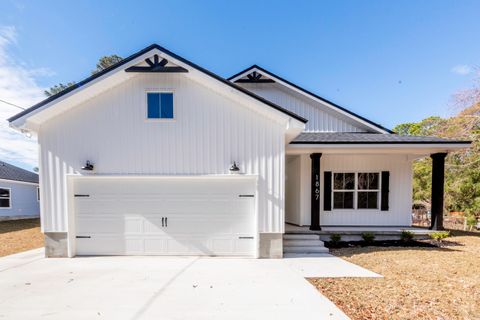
[0,218,43,257]
[309,233,480,320]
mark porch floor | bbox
[285,223,433,236]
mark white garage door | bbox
[74,177,256,256]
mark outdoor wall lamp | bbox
[81,160,94,171]
[229,161,240,173]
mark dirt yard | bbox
[310,232,480,320]
[0,218,43,257]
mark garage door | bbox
[73,177,256,256]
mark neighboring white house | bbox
[0,161,40,220]
[8,44,470,258]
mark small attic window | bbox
[147,92,174,119]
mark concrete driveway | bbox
[0,249,364,320]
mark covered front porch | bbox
[285,134,470,233]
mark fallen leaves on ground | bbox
[309,233,480,320]
[0,219,43,257]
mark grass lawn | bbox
[0,218,43,257]
[309,231,480,320]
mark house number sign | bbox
[314,174,320,201]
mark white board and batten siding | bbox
[237,83,370,133]
[286,154,413,226]
[38,73,286,234]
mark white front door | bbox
[73,177,256,256]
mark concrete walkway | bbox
[0,249,377,320]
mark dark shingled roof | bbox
[291,132,471,144]
[0,161,39,184]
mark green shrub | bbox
[400,230,414,242]
[361,232,375,244]
[466,214,477,227]
[429,231,450,242]
[330,233,342,243]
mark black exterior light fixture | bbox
[81,160,94,171]
[229,161,240,174]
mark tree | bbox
[44,54,123,97]
[44,82,76,97]
[92,55,123,74]
[394,87,480,220]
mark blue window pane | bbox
[147,93,160,118]
[160,93,174,118]
[147,92,174,119]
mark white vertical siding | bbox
[38,73,287,233]
[320,154,413,226]
[285,156,301,225]
[288,154,413,226]
[237,83,369,133]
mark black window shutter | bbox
[324,171,332,211]
[381,171,390,211]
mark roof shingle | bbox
[0,161,39,184]
[291,132,471,144]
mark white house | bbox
[8,44,470,258]
[0,161,40,220]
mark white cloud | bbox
[0,26,48,170]
[451,64,473,75]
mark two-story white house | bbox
[8,44,470,258]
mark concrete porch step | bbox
[283,253,331,258]
[283,246,330,254]
[283,234,320,240]
[283,239,325,247]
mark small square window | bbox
[333,191,354,209]
[147,92,173,119]
[333,173,355,190]
[357,191,378,209]
[358,173,379,190]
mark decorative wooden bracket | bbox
[125,54,188,73]
[235,71,275,83]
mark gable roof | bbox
[228,65,393,134]
[9,44,307,125]
[0,161,39,184]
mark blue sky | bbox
[0,0,479,170]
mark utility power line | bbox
[0,98,26,110]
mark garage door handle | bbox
[165,217,168,227]
[162,217,165,227]
[239,236,254,239]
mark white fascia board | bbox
[287,143,472,155]
[0,178,39,186]
[9,51,157,131]
[285,119,305,144]
[230,67,390,134]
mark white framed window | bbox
[332,172,380,210]
[146,91,174,120]
[37,187,40,201]
[0,187,11,209]
[333,173,355,209]
[357,172,379,209]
